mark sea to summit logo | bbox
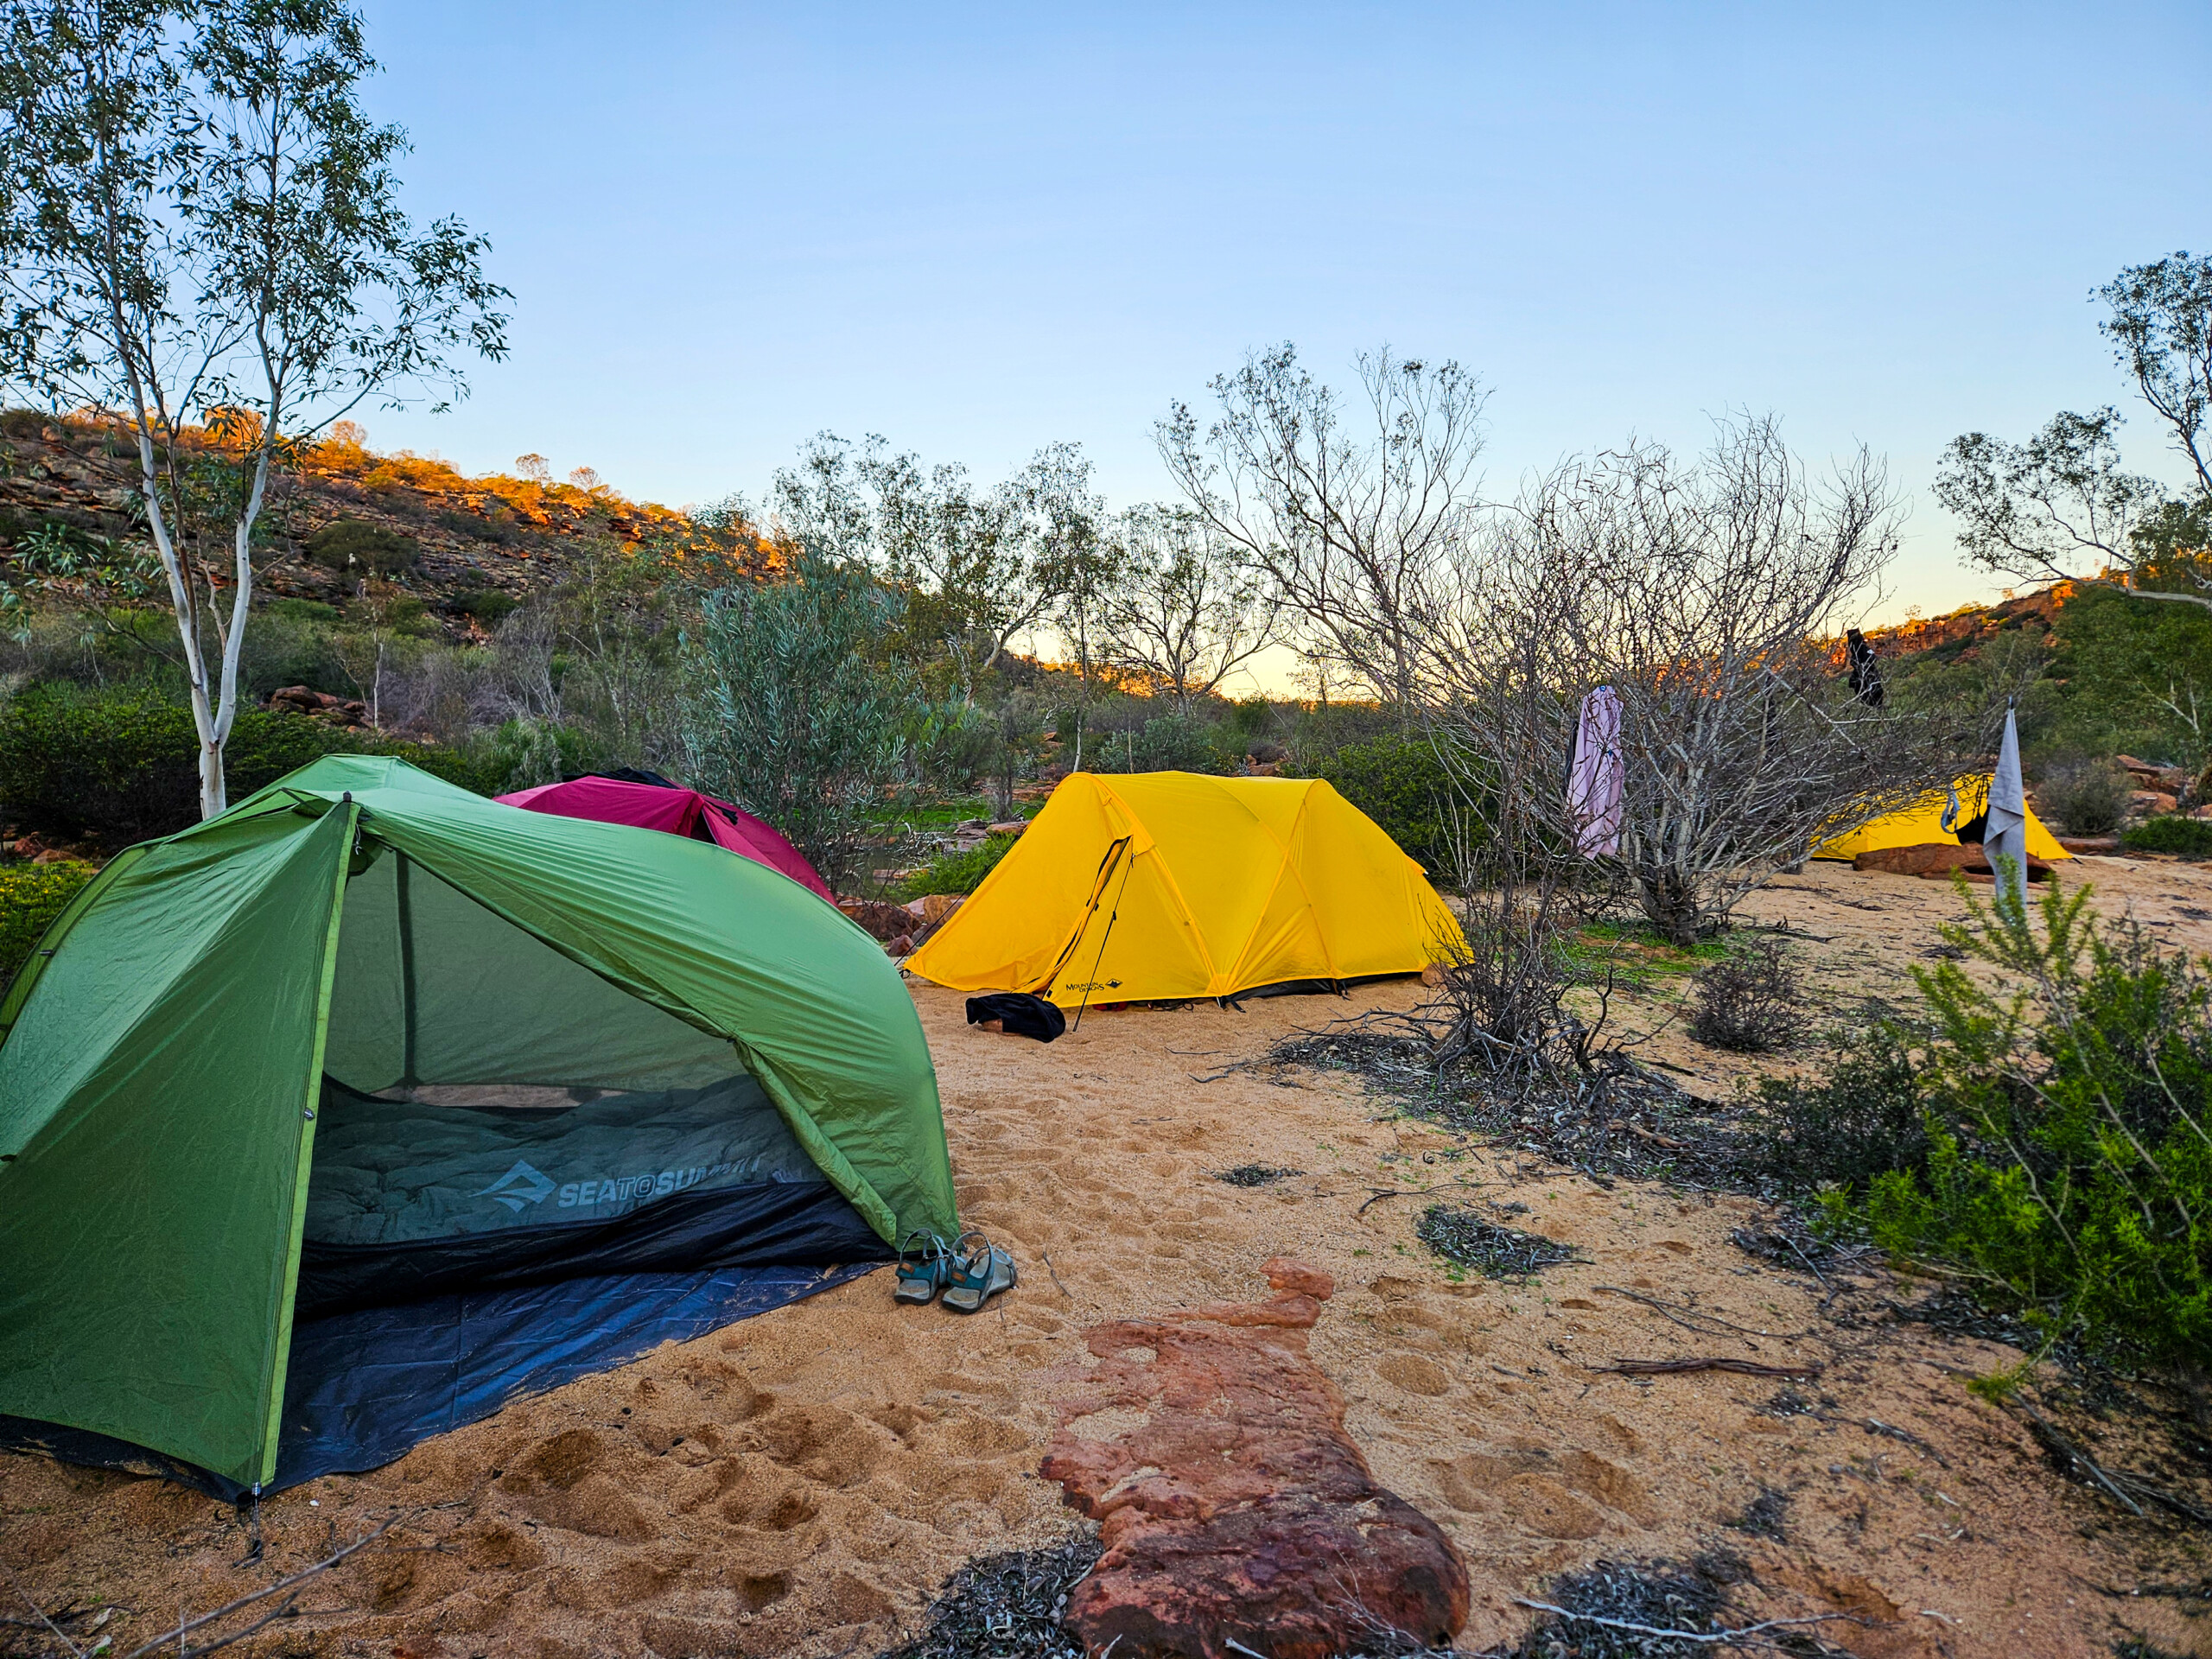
[475,1160,557,1213]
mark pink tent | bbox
[496,774,833,899]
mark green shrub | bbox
[1751,1021,1934,1192]
[2036,755,2132,836]
[1087,713,1237,776]
[0,858,94,991]
[0,683,493,844]
[1319,735,1474,878]
[237,609,347,697]
[468,716,608,796]
[2120,814,2212,858]
[684,557,919,889]
[305,517,419,577]
[449,588,518,625]
[894,832,1017,899]
[265,597,340,624]
[1766,881,2210,1380]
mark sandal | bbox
[895,1232,954,1305]
[940,1230,1017,1314]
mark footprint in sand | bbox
[721,1480,818,1533]
[1377,1354,1454,1396]
[747,1402,887,1488]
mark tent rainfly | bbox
[905,771,1465,1007]
[1813,773,2072,863]
[498,772,833,899]
[0,757,955,1496]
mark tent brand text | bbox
[557,1160,742,1209]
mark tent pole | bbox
[1071,851,1136,1035]
[397,853,418,1087]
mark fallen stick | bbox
[1,1562,84,1658]
[2018,1408,2143,1517]
[1859,1414,1951,1469]
[1040,1249,1074,1300]
[118,1512,404,1659]
[1591,1357,1824,1379]
[1511,1598,1864,1644]
[1353,1178,1497,1216]
[1595,1283,1815,1341]
[2018,1407,2212,1524]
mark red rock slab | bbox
[1040,1259,1467,1659]
[1854,842,2053,880]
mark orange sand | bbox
[2,857,2209,1657]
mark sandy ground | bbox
[3,855,2210,1658]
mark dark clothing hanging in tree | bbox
[1846,628,1885,709]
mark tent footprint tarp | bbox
[0,756,956,1495]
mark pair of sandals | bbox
[896,1230,1016,1313]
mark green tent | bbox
[0,756,956,1493]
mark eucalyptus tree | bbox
[1158,344,1487,715]
[1937,252,2212,610]
[0,0,508,815]
[1097,503,1280,713]
[771,433,1100,703]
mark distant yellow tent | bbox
[905,772,1465,1007]
[1813,774,2071,861]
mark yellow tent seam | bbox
[1097,779,1225,993]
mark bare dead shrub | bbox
[1421,416,1980,944]
[1689,940,1802,1053]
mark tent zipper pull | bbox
[303,1108,315,1120]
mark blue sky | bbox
[361,1,2208,632]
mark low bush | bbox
[1751,1021,1933,1193]
[1319,735,1474,879]
[1089,713,1237,776]
[2120,814,2212,858]
[449,588,518,626]
[0,683,493,844]
[2036,755,2133,836]
[894,832,1017,899]
[265,597,340,624]
[0,858,95,991]
[237,609,349,698]
[1689,940,1801,1052]
[304,517,419,577]
[1759,881,2210,1381]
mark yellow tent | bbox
[1813,774,2071,861]
[905,772,1465,1006]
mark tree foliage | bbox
[681,556,915,890]
[1937,252,2212,611]
[1096,503,1279,712]
[0,0,508,815]
[1159,344,1486,712]
[771,434,1093,700]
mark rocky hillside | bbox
[0,412,761,640]
[1857,585,2068,666]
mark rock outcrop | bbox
[1853,841,2053,881]
[1040,1257,1468,1659]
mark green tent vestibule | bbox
[0,757,957,1496]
